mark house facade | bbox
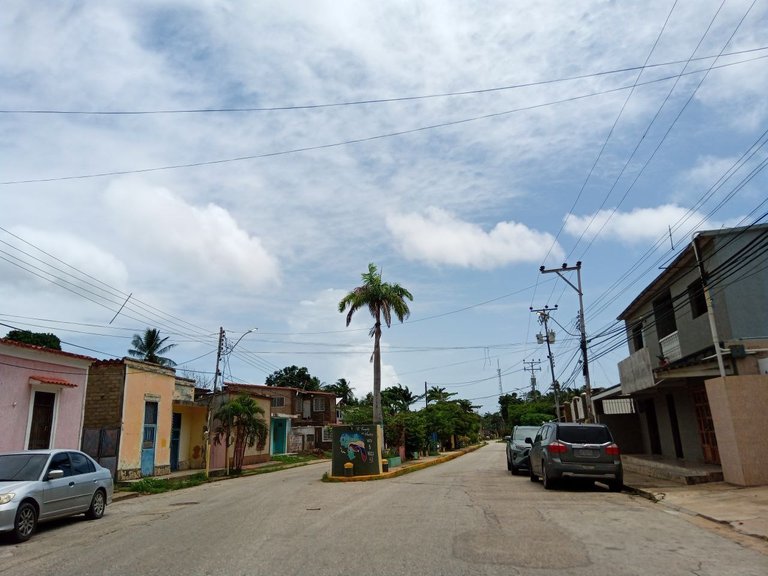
[82,358,176,480]
[616,224,768,485]
[171,376,208,472]
[225,384,337,454]
[0,339,94,452]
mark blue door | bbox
[271,418,286,454]
[141,401,158,476]
[170,412,182,471]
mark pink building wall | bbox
[0,340,93,452]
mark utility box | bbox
[331,424,383,477]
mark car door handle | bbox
[69,481,75,487]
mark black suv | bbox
[527,423,623,491]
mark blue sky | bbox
[2,1,767,413]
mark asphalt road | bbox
[2,443,766,576]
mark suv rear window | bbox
[557,425,611,444]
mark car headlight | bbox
[0,493,15,505]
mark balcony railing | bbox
[659,331,682,363]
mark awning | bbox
[29,375,78,387]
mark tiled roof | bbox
[0,338,96,362]
[29,375,78,387]
[224,382,337,396]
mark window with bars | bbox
[271,396,285,407]
[312,397,326,412]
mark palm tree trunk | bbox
[372,321,383,425]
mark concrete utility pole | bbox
[205,327,226,479]
[539,262,593,422]
[692,234,726,378]
[522,359,542,399]
[531,306,560,421]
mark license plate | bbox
[574,448,599,458]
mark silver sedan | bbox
[0,449,113,542]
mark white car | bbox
[0,449,114,542]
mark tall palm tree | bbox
[128,328,177,366]
[427,385,457,403]
[339,263,413,425]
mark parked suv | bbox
[505,426,540,475]
[527,423,623,491]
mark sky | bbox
[2,1,767,414]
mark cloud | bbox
[562,204,740,244]
[386,208,563,268]
[103,180,280,290]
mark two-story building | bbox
[616,224,768,485]
[224,383,337,454]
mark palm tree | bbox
[323,378,356,406]
[427,385,457,403]
[213,394,268,473]
[128,328,177,366]
[339,263,413,425]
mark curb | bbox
[324,443,484,482]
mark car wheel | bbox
[506,455,513,472]
[13,501,37,542]
[510,462,519,475]
[529,463,538,482]
[542,463,556,490]
[85,490,106,520]
[608,473,623,493]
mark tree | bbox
[128,328,177,366]
[213,394,268,473]
[4,330,61,350]
[427,386,457,403]
[338,263,413,425]
[265,365,322,390]
[323,378,356,405]
[382,384,416,415]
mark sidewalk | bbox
[624,470,768,542]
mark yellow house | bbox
[172,376,208,471]
[83,358,176,480]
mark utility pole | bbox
[522,359,542,399]
[539,262,593,422]
[496,360,503,396]
[531,306,561,421]
[692,234,726,378]
[424,381,428,409]
[205,327,225,479]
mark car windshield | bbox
[0,454,50,481]
[557,426,612,444]
[513,427,539,442]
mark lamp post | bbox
[205,327,257,478]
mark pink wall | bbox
[0,342,92,452]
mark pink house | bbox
[0,339,95,452]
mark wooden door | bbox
[691,384,720,464]
[28,391,56,449]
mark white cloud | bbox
[562,204,741,244]
[386,208,563,269]
[103,179,280,290]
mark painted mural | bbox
[331,424,382,476]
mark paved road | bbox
[2,443,766,575]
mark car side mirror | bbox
[524,437,533,445]
[503,436,510,442]
[47,469,65,480]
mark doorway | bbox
[170,412,182,472]
[28,391,56,449]
[141,401,158,476]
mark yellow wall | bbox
[210,394,272,470]
[118,363,175,475]
[174,404,207,469]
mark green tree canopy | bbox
[4,330,61,350]
[128,328,177,366]
[338,263,413,425]
[322,378,356,405]
[213,394,268,473]
[382,384,416,415]
[265,365,322,390]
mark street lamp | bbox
[205,327,257,478]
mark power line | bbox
[3,56,766,186]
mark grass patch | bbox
[124,473,207,494]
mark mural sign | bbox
[331,424,382,476]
